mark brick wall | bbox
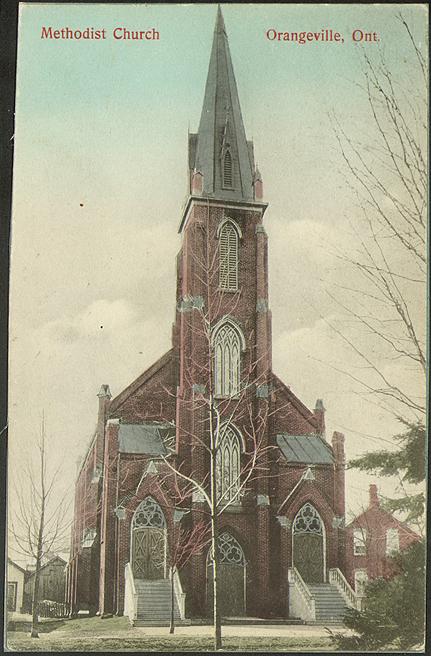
[344,484,421,588]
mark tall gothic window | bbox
[223,150,233,187]
[216,425,242,503]
[219,220,239,291]
[213,320,242,397]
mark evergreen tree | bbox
[349,419,425,530]
[330,540,425,650]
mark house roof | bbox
[277,434,334,465]
[7,558,26,573]
[25,555,67,579]
[118,423,173,455]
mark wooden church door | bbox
[207,532,246,616]
[292,503,325,583]
[131,497,167,580]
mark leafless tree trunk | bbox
[9,415,70,638]
[158,208,281,650]
[166,521,210,634]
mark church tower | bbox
[173,6,273,616]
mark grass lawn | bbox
[6,616,336,652]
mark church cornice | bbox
[179,195,268,233]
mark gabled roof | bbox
[25,555,67,579]
[110,349,175,413]
[7,557,26,573]
[118,423,173,455]
[277,434,334,465]
[272,373,318,429]
[345,504,422,537]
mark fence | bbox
[37,600,70,618]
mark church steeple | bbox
[189,6,257,202]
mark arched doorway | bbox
[292,503,325,583]
[131,497,167,580]
[207,532,246,616]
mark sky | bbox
[8,3,427,562]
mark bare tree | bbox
[156,208,285,651]
[9,415,70,638]
[168,520,211,634]
[329,14,426,420]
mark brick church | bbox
[67,7,349,623]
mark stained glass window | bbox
[213,321,242,397]
[216,425,241,503]
[293,503,323,535]
[132,496,166,529]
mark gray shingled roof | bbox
[277,434,334,465]
[118,424,172,455]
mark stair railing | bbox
[328,568,359,609]
[288,567,316,621]
[124,562,138,622]
[173,570,186,619]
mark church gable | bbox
[271,374,318,435]
[109,349,177,424]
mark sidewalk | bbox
[135,624,352,638]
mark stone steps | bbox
[307,584,348,623]
[133,579,184,626]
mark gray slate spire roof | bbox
[189,6,255,202]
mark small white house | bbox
[7,558,26,613]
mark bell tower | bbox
[174,5,271,442]
[173,6,272,614]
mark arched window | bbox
[207,532,246,565]
[293,503,323,535]
[219,220,239,291]
[132,496,166,529]
[213,320,243,397]
[216,425,242,503]
[223,150,233,187]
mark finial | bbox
[216,4,226,34]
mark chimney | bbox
[369,484,380,509]
[314,398,326,437]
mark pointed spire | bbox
[216,4,226,34]
[189,6,255,202]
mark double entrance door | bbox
[292,503,325,583]
[132,528,166,579]
[292,532,324,583]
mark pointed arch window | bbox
[132,496,166,529]
[293,503,323,535]
[216,425,242,503]
[219,220,239,291]
[213,320,243,397]
[223,150,233,188]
